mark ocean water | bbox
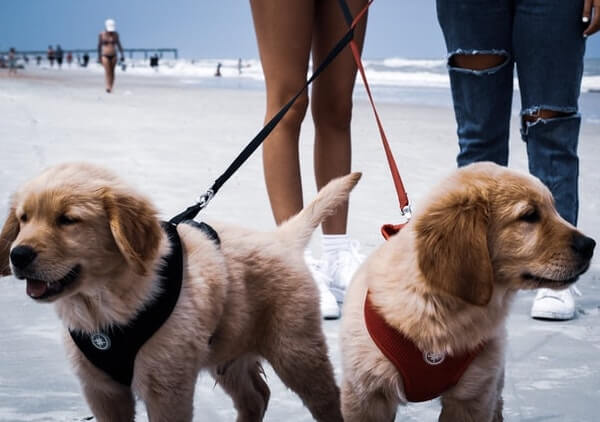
[59,56,600,123]
[116,57,600,91]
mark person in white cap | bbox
[97,18,124,93]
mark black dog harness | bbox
[69,220,219,386]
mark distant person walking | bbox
[8,48,17,76]
[98,18,124,93]
[55,45,64,68]
[215,62,222,77]
[149,54,159,68]
[66,51,73,67]
[47,45,55,67]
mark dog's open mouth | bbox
[26,265,81,300]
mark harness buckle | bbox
[400,204,413,219]
[196,189,214,210]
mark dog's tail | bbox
[276,172,361,250]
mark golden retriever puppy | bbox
[0,162,361,422]
[340,162,595,422]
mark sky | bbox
[1,0,599,59]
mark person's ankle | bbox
[321,233,350,268]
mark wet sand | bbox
[0,68,599,421]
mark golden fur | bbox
[0,162,362,422]
[340,162,595,422]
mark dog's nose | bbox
[10,245,38,269]
[571,233,596,260]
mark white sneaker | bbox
[530,287,578,320]
[305,253,340,320]
[328,240,365,304]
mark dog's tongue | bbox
[26,279,48,298]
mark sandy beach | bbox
[1,67,599,421]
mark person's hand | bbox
[583,0,600,37]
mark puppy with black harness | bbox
[70,220,219,387]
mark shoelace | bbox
[537,286,582,301]
[305,254,334,287]
[328,241,366,288]
[333,240,365,271]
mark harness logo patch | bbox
[91,333,111,351]
[423,351,445,366]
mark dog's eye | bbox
[519,208,540,223]
[57,214,79,226]
[19,213,28,223]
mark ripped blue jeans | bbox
[437,0,587,225]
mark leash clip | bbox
[400,204,413,220]
[196,189,215,210]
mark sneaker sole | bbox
[531,310,575,321]
[321,300,340,320]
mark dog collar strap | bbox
[364,292,482,402]
[69,221,183,386]
[180,219,220,246]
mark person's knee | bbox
[447,51,510,74]
[267,89,308,131]
[520,106,580,143]
[311,95,353,131]
[522,109,576,124]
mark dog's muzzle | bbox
[24,265,81,300]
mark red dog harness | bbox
[364,293,482,402]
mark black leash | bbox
[338,0,355,26]
[170,2,369,225]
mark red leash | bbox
[339,0,412,238]
[344,2,482,404]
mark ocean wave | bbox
[65,57,600,92]
[357,69,449,88]
[582,75,600,92]
[377,57,445,69]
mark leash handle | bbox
[171,1,372,224]
[339,0,411,217]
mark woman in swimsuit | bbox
[98,18,124,93]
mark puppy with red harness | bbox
[339,162,595,422]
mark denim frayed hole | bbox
[447,50,510,75]
[520,109,580,139]
[521,106,578,119]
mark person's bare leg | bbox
[101,56,116,92]
[250,0,315,225]
[109,58,117,91]
[311,0,368,234]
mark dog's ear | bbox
[415,193,493,306]
[102,188,162,276]
[0,208,19,276]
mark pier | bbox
[0,48,178,60]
